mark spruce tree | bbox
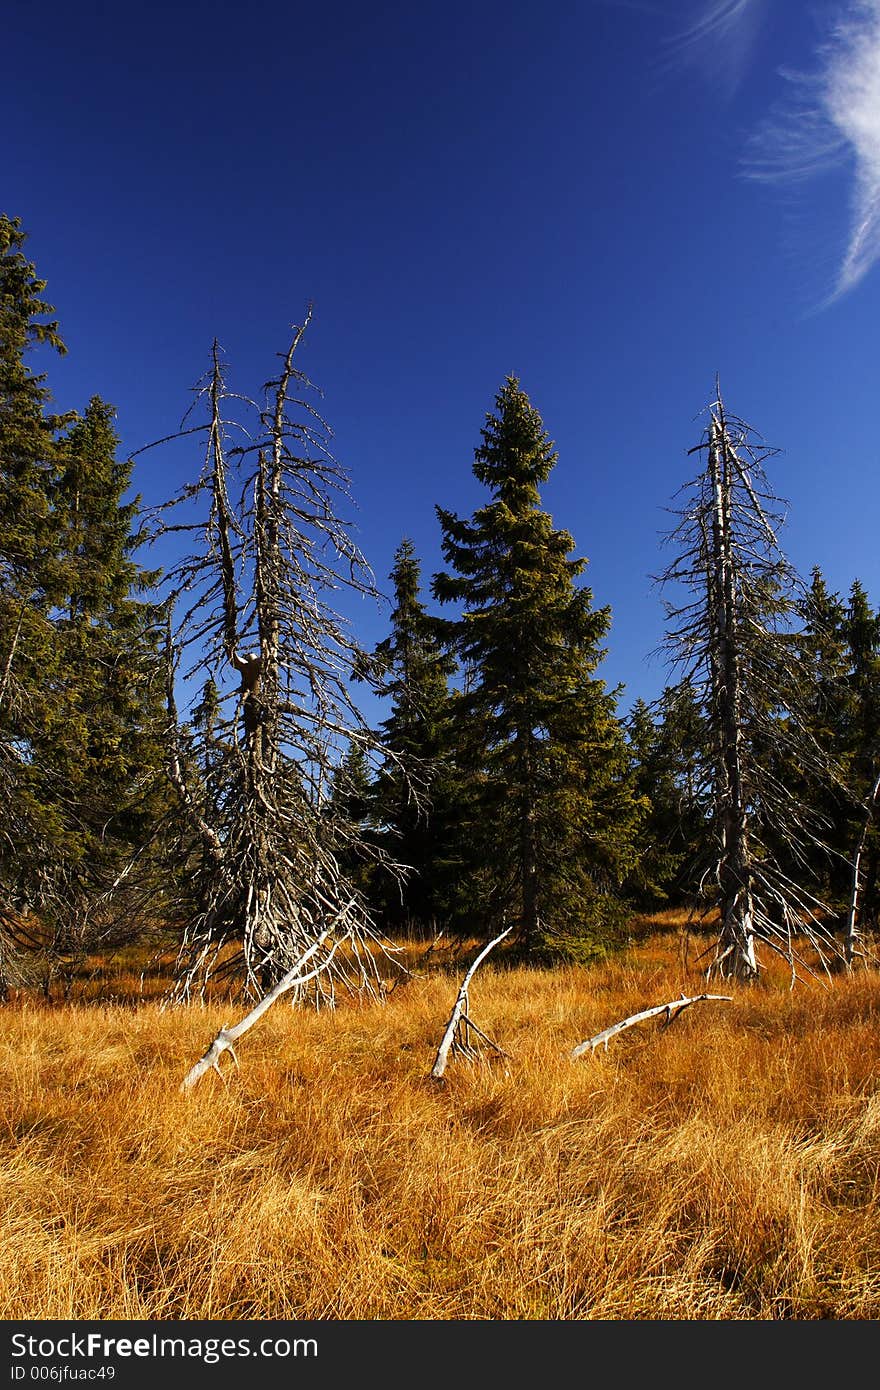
[39,398,166,952]
[369,538,458,934]
[841,580,880,947]
[788,572,880,956]
[0,214,72,966]
[0,218,165,985]
[432,376,643,959]
[787,568,854,901]
[626,683,708,908]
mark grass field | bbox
[4,915,880,1320]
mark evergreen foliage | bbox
[626,683,708,907]
[432,377,644,959]
[40,399,167,951]
[0,217,165,988]
[5,213,880,993]
[0,214,71,948]
[794,572,880,931]
[368,538,459,934]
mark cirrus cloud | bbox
[742,0,880,300]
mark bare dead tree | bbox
[149,310,410,1002]
[845,766,880,968]
[570,993,733,1056]
[430,924,512,1080]
[657,387,847,983]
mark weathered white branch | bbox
[430,924,512,1081]
[845,765,880,969]
[181,922,339,1090]
[571,993,733,1058]
[0,601,25,712]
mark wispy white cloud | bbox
[664,0,767,97]
[743,1,880,300]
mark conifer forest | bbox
[3,212,880,1322]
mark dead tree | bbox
[430,925,511,1080]
[149,311,409,1002]
[570,994,733,1056]
[658,387,846,983]
[181,915,349,1089]
[845,766,880,968]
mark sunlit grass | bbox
[4,925,880,1319]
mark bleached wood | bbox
[845,767,880,969]
[181,923,339,1089]
[430,924,512,1081]
[570,993,733,1057]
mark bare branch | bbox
[430,924,512,1081]
[181,921,341,1089]
[571,994,733,1057]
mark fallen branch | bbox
[430,925,512,1081]
[570,993,733,1058]
[181,922,341,1090]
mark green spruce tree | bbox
[626,683,708,908]
[0,218,166,986]
[433,377,643,960]
[0,214,72,967]
[842,580,880,944]
[40,398,166,954]
[369,538,459,934]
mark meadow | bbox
[4,915,880,1321]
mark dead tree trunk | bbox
[845,766,880,969]
[152,312,411,1003]
[659,386,845,985]
[571,993,733,1056]
[181,920,343,1089]
[430,925,512,1081]
[707,414,758,979]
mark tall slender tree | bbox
[840,581,880,959]
[658,389,842,981]
[38,398,166,954]
[0,215,70,958]
[433,376,643,959]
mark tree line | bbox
[1,215,877,1001]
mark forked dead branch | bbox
[181,917,349,1089]
[430,925,512,1080]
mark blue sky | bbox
[4,0,879,719]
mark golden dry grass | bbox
[5,926,880,1320]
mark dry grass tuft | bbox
[4,932,880,1319]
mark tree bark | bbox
[708,413,757,980]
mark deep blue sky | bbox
[4,0,879,719]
